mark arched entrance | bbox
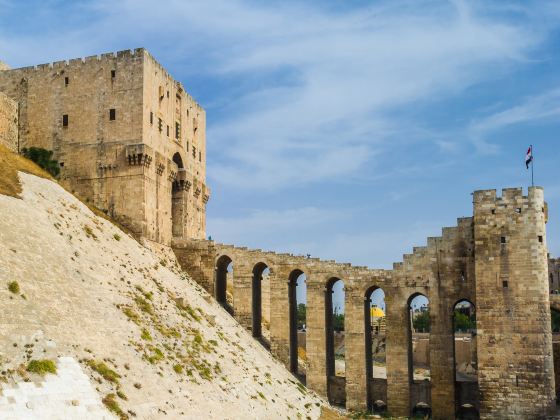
[407,293,431,417]
[453,299,479,419]
[326,277,345,407]
[288,269,306,380]
[215,255,233,315]
[365,286,387,413]
[171,152,186,238]
[252,262,269,346]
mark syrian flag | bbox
[525,146,533,169]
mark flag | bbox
[525,146,533,169]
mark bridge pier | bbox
[345,284,367,411]
[269,267,291,367]
[306,278,328,398]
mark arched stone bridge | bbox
[173,187,555,420]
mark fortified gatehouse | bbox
[0,49,209,245]
[173,187,556,419]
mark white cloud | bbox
[471,88,560,134]
[208,207,341,250]
[1,0,554,190]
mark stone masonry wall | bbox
[0,91,17,151]
[474,187,555,419]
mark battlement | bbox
[473,186,544,205]
[4,48,146,74]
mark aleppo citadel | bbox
[1,49,560,420]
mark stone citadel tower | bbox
[0,49,209,245]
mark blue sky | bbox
[2,0,560,282]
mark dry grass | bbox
[0,144,52,198]
[0,144,136,239]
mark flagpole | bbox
[531,144,534,187]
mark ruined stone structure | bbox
[174,187,555,419]
[0,49,209,245]
[0,91,17,152]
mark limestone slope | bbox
[0,172,324,419]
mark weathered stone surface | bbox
[0,91,17,151]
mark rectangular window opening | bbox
[501,236,507,244]
[166,125,170,137]
[64,77,69,86]
[175,122,180,140]
[111,70,116,78]
[539,236,543,243]
[199,151,201,162]
[150,112,153,125]
[62,114,69,127]
[158,118,163,133]
[109,109,116,121]
[503,280,509,288]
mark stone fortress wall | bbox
[174,186,555,419]
[0,49,208,245]
[0,91,17,152]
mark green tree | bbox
[454,311,476,332]
[297,303,306,329]
[21,147,60,177]
[333,307,345,332]
[412,309,430,333]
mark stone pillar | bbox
[233,266,252,330]
[306,277,328,397]
[345,284,367,411]
[429,297,456,420]
[269,267,291,367]
[385,290,410,417]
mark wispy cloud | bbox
[1,0,554,190]
[208,207,341,250]
[2,0,560,265]
[471,88,560,134]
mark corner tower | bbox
[473,187,555,418]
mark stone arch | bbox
[171,152,186,238]
[252,261,268,340]
[364,285,387,412]
[325,276,345,406]
[172,152,184,169]
[452,299,479,419]
[289,269,305,375]
[215,254,233,314]
[407,292,431,417]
